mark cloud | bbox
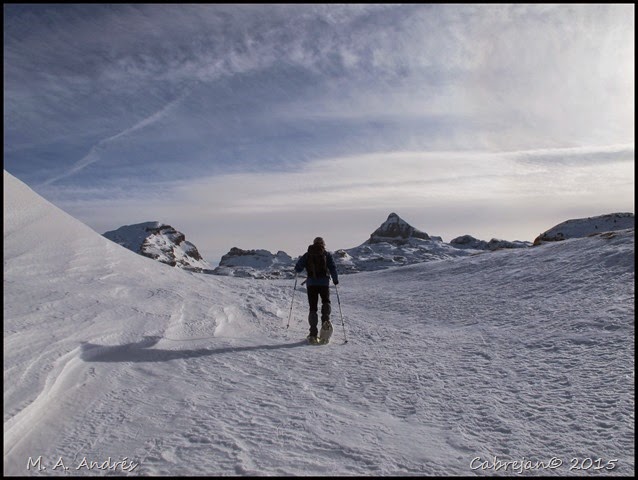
[163,145,633,214]
[509,144,635,167]
[461,4,635,149]
[45,145,634,262]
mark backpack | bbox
[306,244,328,279]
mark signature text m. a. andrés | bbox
[27,455,139,472]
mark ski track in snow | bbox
[3,172,634,476]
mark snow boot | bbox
[308,311,319,337]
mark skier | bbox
[294,237,339,344]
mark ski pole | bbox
[286,273,298,329]
[334,284,348,344]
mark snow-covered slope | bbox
[533,212,634,245]
[4,170,635,476]
[103,222,210,271]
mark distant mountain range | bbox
[102,212,634,279]
[212,212,532,278]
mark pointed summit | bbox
[366,213,430,245]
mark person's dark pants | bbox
[307,285,331,337]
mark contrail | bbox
[42,91,189,186]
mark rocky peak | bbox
[366,212,430,244]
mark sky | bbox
[4,4,635,263]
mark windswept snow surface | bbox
[4,170,635,476]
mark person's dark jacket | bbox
[294,250,339,287]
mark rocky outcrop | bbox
[103,222,210,272]
[451,235,531,250]
[450,235,489,250]
[213,248,295,279]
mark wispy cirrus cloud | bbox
[7,4,633,154]
[169,145,634,213]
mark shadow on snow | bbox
[80,336,307,363]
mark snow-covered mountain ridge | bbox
[4,169,634,476]
[101,212,633,279]
[533,212,634,245]
[212,213,529,279]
